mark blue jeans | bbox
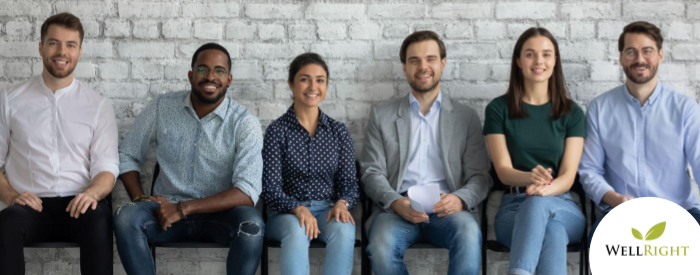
[589,207,700,248]
[494,193,585,275]
[113,201,264,275]
[366,211,481,275]
[266,200,356,275]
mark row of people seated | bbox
[1,13,699,275]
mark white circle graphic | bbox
[590,197,700,274]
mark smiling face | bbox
[39,25,82,79]
[620,33,663,85]
[289,64,327,108]
[187,49,233,105]
[516,35,556,84]
[403,40,446,94]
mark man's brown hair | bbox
[618,21,663,52]
[399,30,446,64]
[41,12,84,46]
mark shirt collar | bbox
[622,81,663,107]
[183,93,230,120]
[283,105,330,128]
[408,90,442,112]
[38,75,76,97]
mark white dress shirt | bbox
[0,75,119,197]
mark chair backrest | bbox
[150,163,161,195]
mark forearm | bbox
[83,171,115,200]
[495,167,532,187]
[119,171,146,200]
[547,173,576,196]
[601,190,621,207]
[0,173,18,205]
[181,187,253,215]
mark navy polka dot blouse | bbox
[262,105,359,213]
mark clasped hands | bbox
[525,165,555,197]
[391,193,465,224]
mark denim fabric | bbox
[114,201,264,275]
[494,193,585,275]
[366,211,481,275]
[265,200,356,275]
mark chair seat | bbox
[26,242,80,248]
[150,242,228,248]
[265,239,363,248]
[407,242,443,249]
[486,240,583,253]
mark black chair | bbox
[148,163,228,273]
[261,160,368,275]
[360,176,446,275]
[481,167,588,275]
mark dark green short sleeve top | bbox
[482,95,586,178]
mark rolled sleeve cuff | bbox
[118,161,141,176]
[591,183,615,211]
[90,163,120,184]
[234,183,260,206]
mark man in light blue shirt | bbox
[113,43,264,275]
[580,22,700,245]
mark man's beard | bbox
[43,55,76,78]
[191,80,228,104]
[623,62,658,85]
[408,77,440,94]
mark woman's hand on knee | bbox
[327,200,355,225]
[292,206,320,240]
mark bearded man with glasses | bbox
[114,43,265,275]
[580,21,700,246]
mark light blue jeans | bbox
[266,200,356,275]
[494,192,585,275]
[367,210,481,275]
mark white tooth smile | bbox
[305,94,319,98]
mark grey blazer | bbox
[359,93,492,231]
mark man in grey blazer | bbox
[360,30,492,275]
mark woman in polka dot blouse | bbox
[262,53,360,275]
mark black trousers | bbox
[0,196,113,275]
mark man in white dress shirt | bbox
[0,13,118,275]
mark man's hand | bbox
[65,192,99,218]
[433,194,465,217]
[292,206,320,240]
[602,191,633,208]
[157,203,182,231]
[10,191,43,212]
[390,197,429,223]
[141,195,169,204]
[326,200,355,225]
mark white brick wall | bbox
[1,1,700,274]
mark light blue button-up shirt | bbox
[119,91,263,204]
[398,91,451,195]
[579,82,700,212]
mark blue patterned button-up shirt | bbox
[262,106,359,213]
[119,91,263,204]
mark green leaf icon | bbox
[644,221,666,241]
[632,228,643,240]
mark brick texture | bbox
[1,1,699,275]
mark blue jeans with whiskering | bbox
[266,200,356,275]
[114,201,264,275]
[366,210,481,275]
[494,193,585,275]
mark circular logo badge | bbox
[590,197,700,274]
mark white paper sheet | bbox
[408,184,441,214]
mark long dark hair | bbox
[506,27,571,119]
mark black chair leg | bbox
[150,246,157,273]
[261,239,269,275]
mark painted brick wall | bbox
[1,0,699,274]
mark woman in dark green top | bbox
[483,28,586,275]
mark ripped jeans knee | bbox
[237,221,262,237]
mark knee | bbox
[78,201,111,224]
[227,206,263,237]
[450,214,481,246]
[0,206,29,234]
[367,233,399,262]
[324,221,356,244]
[113,202,151,234]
